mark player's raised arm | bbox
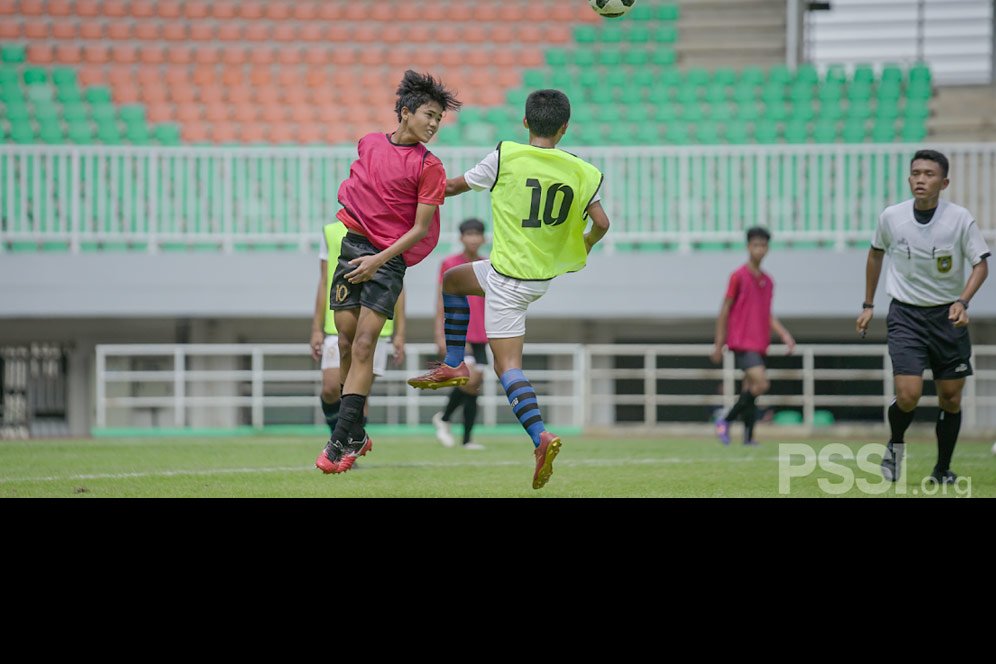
[857,247,885,336]
[446,175,471,197]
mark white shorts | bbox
[471,259,551,339]
[321,335,390,377]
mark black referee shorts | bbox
[887,299,973,380]
[330,232,406,320]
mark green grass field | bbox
[1,433,993,498]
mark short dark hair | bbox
[459,218,485,235]
[746,226,771,243]
[911,149,949,178]
[395,70,462,122]
[525,89,571,138]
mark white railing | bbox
[4,144,995,254]
[94,343,996,434]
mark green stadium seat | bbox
[34,103,59,122]
[847,83,873,102]
[909,63,932,84]
[39,123,65,144]
[709,103,734,121]
[818,100,844,121]
[653,25,678,44]
[596,104,623,122]
[764,101,789,122]
[589,86,614,104]
[663,122,690,144]
[67,121,95,144]
[825,65,847,85]
[686,68,710,87]
[791,101,815,121]
[659,68,682,87]
[600,24,624,43]
[618,86,644,105]
[841,119,866,142]
[760,82,784,104]
[458,107,484,125]
[85,86,113,104]
[125,124,151,144]
[623,49,649,66]
[705,83,728,104]
[753,121,779,143]
[769,65,792,85]
[657,3,680,21]
[871,120,896,143]
[875,100,900,121]
[485,106,515,125]
[632,68,654,88]
[676,84,699,105]
[4,103,30,122]
[681,102,705,122]
[573,25,598,44]
[629,3,654,20]
[23,67,47,85]
[119,104,147,125]
[654,103,679,121]
[789,82,813,104]
[522,70,547,88]
[506,88,529,106]
[571,104,595,122]
[732,81,757,105]
[904,99,930,120]
[900,119,927,142]
[573,48,597,67]
[598,47,622,67]
[853,64,875,85]
[713,68,737,87]
[906,81,932,101]
[812,120,837,143]
[52,68,78,88]
[795,64,819,85]
[97,122,122,144]
[605,123,639,145]
[626,104,651,123]
[813,410,835,427]
[649,48,676,66]
[550,69,575,89]
[877,81,902,102]
[10,123,36,143]
[1,45,26,64]
[773,410,803,426]
[627,24,651,44]
[881,64,903,85]
[736,102,760,121]
[725,121,749,144]
[27,85,54,103]
[91,104,117,122]
[847,100,872,120]
[696,122,722,144]
[783,120,808,143]
[56,86,83,103]
[739,67,765,86]
[544,48,568,67]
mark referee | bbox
[857,149,990,485]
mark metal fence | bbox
[4,143,995,254]
[94,342,996,434]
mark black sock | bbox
[743,404,757,442]
[442,388,465,421]
[463,394,479,445]
[725,391,755,422]
[887,401,915,443]
[935,409,961,472]
[320,398,341,435]
[331,393,366,444]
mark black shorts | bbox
[887,299,973,379]
[468,342,489,365]
[734,351,766,371]
[329,232,406,320]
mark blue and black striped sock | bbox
[443,293,470,367]
[500,368,546,447]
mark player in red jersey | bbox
[316,70,461,475]
[710,227,795,446]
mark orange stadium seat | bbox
[377,4,401,21]
[107,65,134,87]
[184,1,209,20]
[435,25,462,44]
[217,23,242,42]
[112,44,138,64]
[141,86,169,104]
[318,3,342,21]
[52,22,77,40]
[344,4,368,21]
[78,66,103,86]
[499,5,526,22]
[464,24,488,44]
[490,25,516,44]
[386,46,413,68]
[167,45,194,65]
[330,47,356,66]
[222,47,247,66]
[211,1,238,20]
[227,86,253,105]
[176,105,202,123]
[194,47,218,65]
[268,125,296,144]
[191,66,218,86]
[19,0,45,15]
[204,104,230,123]
[211,124,238,144]
[115,86,140,104]
[327,24,350,42]
[422,4,447,21]
[163,23,187,41]
[54,44,81,63]
[151,67,177,85]
[277,49,302,66]
[190,23,215,41]
[146,104,174,123]
[139,45,166,65]
[182,123,209,143]
[75,0,100,17]
[272,24,297,42]
[232,105,258,123]
[24,19,49,39]
[49,0,73,16]
[298,125,324,145]
[449,4,473,22]
[240,1,265,20]
[105,21,131,40]
[525,4,548,23]
[132,0,155,19]
[248,46,274,67]
[200,87,225,104]
[291,2,316,21]
[239,125,267,143]
[259,104,288,124]
[289,106,316,124]
[170,85,196,104]
[300,24,324,43]
[304,47,329,67]
[245,23,270,42]
[249,67,273,86]
[83,44,110,64]
[473,5,499,22]
[0,22,18,40]
[103,0,128,18]
[268,2,293,21]
[27,43,54,64]
[406,24,431,43]
[134,22,161,41]
[221,67,246,86]
[157,1,183,19]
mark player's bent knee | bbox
[321,388,340,403]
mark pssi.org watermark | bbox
[779,443,972,497]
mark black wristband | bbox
[862,302,874,309]
[956,298,969,310]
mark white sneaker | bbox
[462,441,485,450]
[432,411,455,447]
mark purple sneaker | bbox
[715,419,730,446]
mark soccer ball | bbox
[589,0,637,19]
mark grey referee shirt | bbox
[872,198,991,306]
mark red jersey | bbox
[440,253,487,344]
[725,264,774,354]
[336,132,446,266]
